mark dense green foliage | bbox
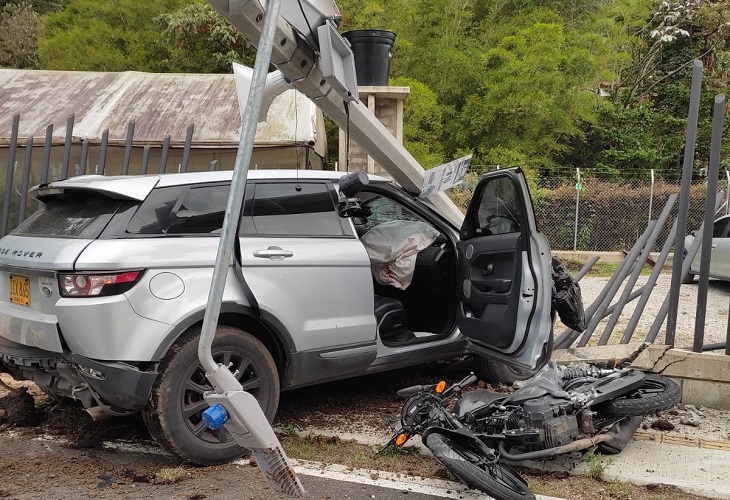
[1,0,727,179]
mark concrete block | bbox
[680,378,730,409]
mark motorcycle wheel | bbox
[594,374,681,418]
[426,433,536,500]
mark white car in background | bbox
[683,214,730,282]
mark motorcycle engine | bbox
[520,396,579,448]
[495,396,580,450]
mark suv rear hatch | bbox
[0,176,158,352]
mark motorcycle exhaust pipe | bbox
[498,432,617,461]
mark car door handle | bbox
[252,247,293,260]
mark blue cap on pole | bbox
[202,403,229,430]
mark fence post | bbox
[667,60,703,347]
[79,139,89,176]
[98,129,109,174]
[41,124,52,185]
[141,145,151,175]
[573,168,580,251]
[18,136,33,223]
[180,124,194,173]
[61,114,74,180]
[160,135,171,174]
[121,120,135,175]
[648,169,655,225]
[2,114,20,237]
[694,93,725,353]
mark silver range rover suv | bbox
[0,168,553,465]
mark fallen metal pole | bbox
[694,94,725,352]
[574,256,599,282]
[645,194,723,343]
[554,253,636,349]
[577,225,654,347]
[629,218,678,343]
[598,220,660,345]
[197,0,303,495]
[600,195,676,345]
[667,60,703,346]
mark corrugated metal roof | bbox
[0,69,322,148]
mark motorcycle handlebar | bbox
[396,385,433,397]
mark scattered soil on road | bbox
[2,361,727,500]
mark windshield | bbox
[12,191,123,238]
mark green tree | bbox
[391,76,446,168]
[155,1,256,73]
[0,2,41,69]
[38,0,187,72]
[458,21,604,171]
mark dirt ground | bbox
[2,355,728,500]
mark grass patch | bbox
[560,258,658,278]
[153,466,188,485]
[280,433,704,500]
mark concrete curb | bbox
[553,343,730,410]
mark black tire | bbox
[143,326,279,465]
[426,433,536,500]
[594,374,680,419]
[474,356,534,384]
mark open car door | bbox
[457,168,553,370]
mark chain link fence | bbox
[449,172,730,252]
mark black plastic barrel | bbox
[342,30,396,86]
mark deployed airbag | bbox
[360,220,440,290]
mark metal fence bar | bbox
[121,120,135,176]
[576,225,653,348]
[60,114,74,179]
[574,256,599,282]
[180,124,194,173]
[667,60,703,346]
[160,135,171,174]
[646,193,723,343]
[141,145,151,175]
[648,169,655,224]
[41,124,52,185]
[599,194,676,344]
[573,168,580,251]
[98,129,109,174]
[629,218,678,343]
[554,251,636,349]
[79,139,89,176]
[597,220,658,345]
[726,294,730,356]
[693,93,725,353]
[2,114,20,237]
[18,136,33,222]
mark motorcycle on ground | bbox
[382,360,681,500]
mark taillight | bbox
[58,270,144,297]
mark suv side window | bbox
[241,182,347,237]
[127,184,229,235]
[475,177,522,236]
[712,217,730,238]
[359,194,424,232]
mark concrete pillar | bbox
[338,86,410,178]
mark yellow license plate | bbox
[9,275,30,307]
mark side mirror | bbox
[338,171,369,197]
